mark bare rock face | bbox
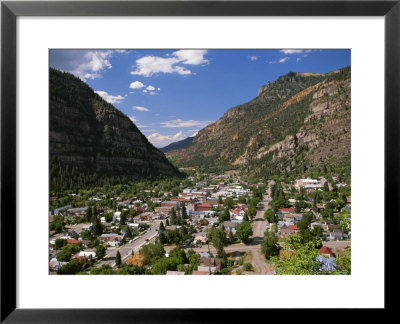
[168,67,351,177]
[49,68,180,190]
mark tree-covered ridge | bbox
[49,68,182,193]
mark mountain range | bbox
[49,68,181,192]
[159,136,194,153]
[166,67,351,179]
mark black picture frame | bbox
[1,0,398,322]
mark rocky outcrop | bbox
[167,67,351,177]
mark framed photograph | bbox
[1,0,397,321]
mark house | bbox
[319,246,334,257]
[49,258,68,271]
[192,270,210,275]
[330,229,344,241]
[161,201,180,210]
[223,221,237,233]
[65,238,80,245]
[67,207,88,217]
[310,222,323,230]
[278,208,295,213]
[328,224,340,232]
[195,203,213,212]
[82,224,92,231]
[53,205,73,216]
[295,178,322,189]
[193,235,208,244]
[170,197,191,203]
[229,207,247,220]
[198,257,221,274]
[78,250,96,259]
[288,225,299,233]
[166,271,185,275]
[107,235,124,247]
[278,227,296,239]
[154,206,173,214]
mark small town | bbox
[49,171,351,275]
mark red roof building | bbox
[288,225,299,231]
[66,239,80,244]
[195,203,213,211]
[278,208,295,212]
[170,197,191,203]
[319,246,334,257]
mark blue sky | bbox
[50,49,350,147]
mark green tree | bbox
[115,250,121,267]
[57,259,83,275]
[218,207,231,223]
[181,203,187,219]
[140,243,165,265]
[264,209,277,223]
[235,221,253,244]
[312,225,324,239]
[95,245,106,260]
[261,231,280,259]
[247,207,257,220]
[294,201,301,213]
[271,234,322,275]
[169,208,177,225]
[50,215,65,233]
[90,265,114,275]
[91,216,103,236]
[85,207,92,223]
[335,246,351,274]
[159,221,165,231]
[224,197,234,209]
[207,227,227,257]
[55,238,66,250]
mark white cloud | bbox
[130,50,208,77]
[279,57,289,63]
[296,58,301,62]
[280,49,313,55]
[172,50,209,65]
[160,119,213,128]
[129,81,145,89]
[94,91,124,104]
[146,85,155,91]
[147,131,185,147]
[149,92,156,95]
[129,116,137,123]
[115,50,127,53]
[249,56,259,61]
[133,106,149,112]
[142,90,148,93]
[280,50,304,54]
[157,87,161,91]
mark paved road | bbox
[96,224,159,268]
[249,181,274,274]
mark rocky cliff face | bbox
[50,68,181,191]
[167,67,350,177]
